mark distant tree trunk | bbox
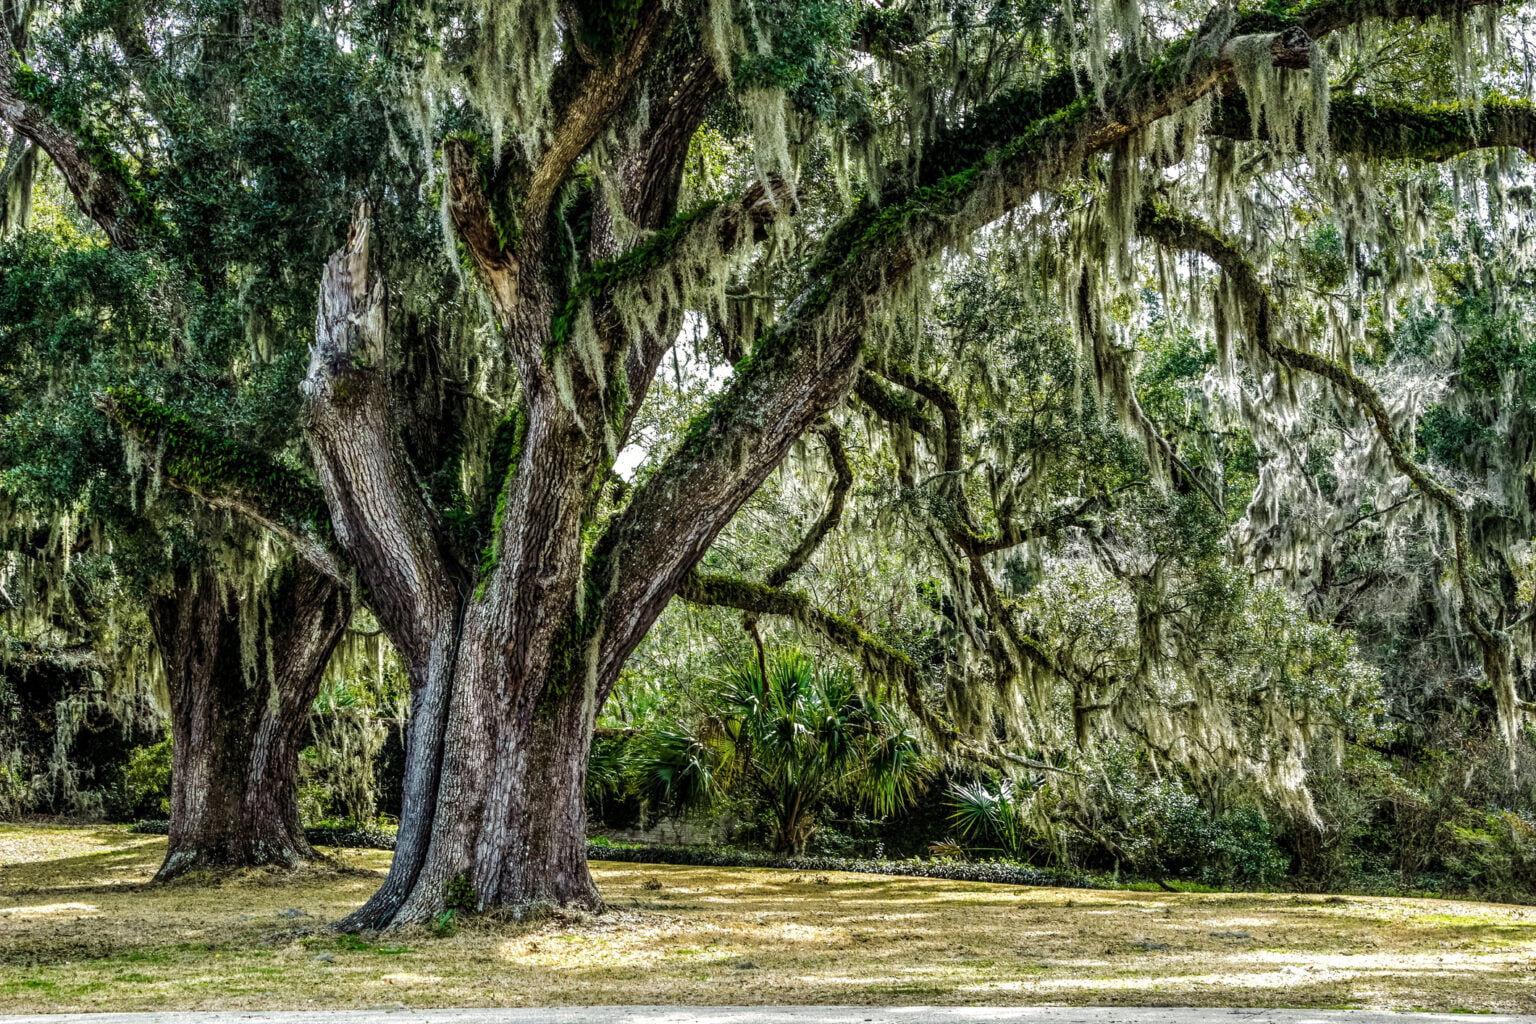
[148,560,350,881]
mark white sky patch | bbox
[614,311,735,481]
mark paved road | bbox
[2,1009,1534,1024]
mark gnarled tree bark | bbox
[148,561,349,880]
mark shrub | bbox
[130,819,398,850]
[1441,810,1536,900]
[628,650,931,856]
[585,841,1094,889]
[118,739,172,819]
[1121,783,1289,887]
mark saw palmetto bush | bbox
[631,649,930,855]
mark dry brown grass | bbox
[2,823,1535,1013]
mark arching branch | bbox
[765,422,853,589]
[1276,0,1501,38]
[853,371,943,446]
[0,57,152,248]
[92,388,345,583]
[678,572,1071,774]
[612,175,798,411]
[1135,201,1536,745]
[567,175,797,357]
[1211,93,1536,160]
[868,363,1110,555]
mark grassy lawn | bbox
[2,823,1535,1014]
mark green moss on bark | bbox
[100,387,329,529]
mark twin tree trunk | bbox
[306,201,763,929]
[310,372,612,927]
[148,560,349,881]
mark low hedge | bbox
[129,820,398,850]
[586,842,1098,889]
[126,821,1093,888]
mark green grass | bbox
[2,825,1536,1014]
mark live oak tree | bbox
[0,229,353,872]
[314,0,1536,926]
[0,0,388,876]
[13,0,1536,927]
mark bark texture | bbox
[148,562,349,881]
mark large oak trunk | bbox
[310,190,856,929]
[350,657,605,927]
[148,561,349,881]
[329,415,606,926]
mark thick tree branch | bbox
[612,49,721,232]
[631,176,797,375]
[525,1,671,225]
[92,388,345,582]
[871,363,1106,556]
[1263,0,1501,38]
[563,176,796,357]
[1211,92,1536,160]
[852,364,1126,722]
[443,136,518,289]
[577,41,729,446]
[874,363,966,479]
[1075,272,1226,514]
[853,370,943,446]
[0,57,151,248]
[302,202,463,667]
[593,18,1315,691]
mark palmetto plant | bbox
[633,650,929,855]
[946,778,1044,859]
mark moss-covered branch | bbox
[0,58,158,248]
[1135,202,1536,746]
[764,422,853,589]
[93,388,344,581]
[1211,92,1536,161]
[557,198,718,350]
[560,175,797,352]
[1135,203,1449,504]
[852,370,943,446]
[1237,0,1503,38]
[525,0,669,221]
[680,572,911,683]
[680,572,1071,772]
[868,363,1112,556]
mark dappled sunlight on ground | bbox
[0,825,1534,1013]
[0,902,100,917]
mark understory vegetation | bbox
[27,628,1536,905]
